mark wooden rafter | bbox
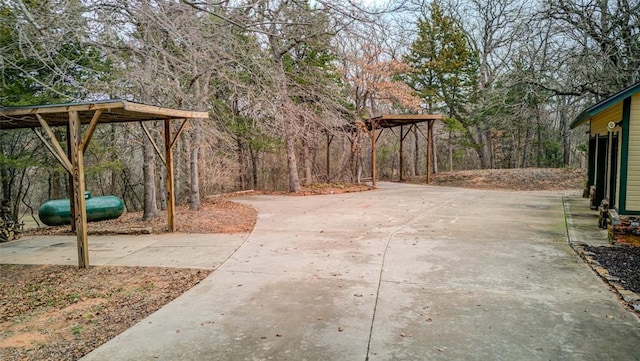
[140,122,167,165]
[34,114,73,172]
[81,109,102,152]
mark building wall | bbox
[589,102,623,208]
[590,102,623,135]
[625,94,640,210]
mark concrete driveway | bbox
[3,183,640,360]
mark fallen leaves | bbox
[0,265,210,361]
[429,168,584,191]
[22,199,257,237]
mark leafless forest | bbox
[1,0,638,223]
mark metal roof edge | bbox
[570,109,592,129]
[570,82,640,129]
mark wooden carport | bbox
[327,114,444,186]
[0,99,209,268]
[367,114,444,185]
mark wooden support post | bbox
[164,119,176,232]
[371,121,377,187]
[68,111,89,268]
[67,122,77,233]
[426,120,434,184]
[399,125,404,182]
[67,124,76,233]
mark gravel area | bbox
[584,245,640,294]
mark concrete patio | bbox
[2,183,638,360]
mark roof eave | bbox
[570,110,592,129]
[570,81,640,129]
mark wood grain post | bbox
[66,123,76,233]
[69,111,89,268]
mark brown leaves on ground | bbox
[23,199,257,237]
[22,184,369,237]
[0,265,210,361]
[258,182,374,196]
[430,167,585,191]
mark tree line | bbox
[1,0,638,223]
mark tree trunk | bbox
[302,136,313,186]
[49,169,62,199]
[285,126,302,192]
[560,98,570,166]
[158,166,167,211]
[142,137,158,220]
[413,126,419,176]
[486,128,495,169]
[520,122,532,168]
[271,45,301,192]
[536,107,543,167]
[432,128,438,174]
[472,124,489,168]
[449,129,454,172]
[249,146,259,189]
[156,124,167,211]
[237,137,246,189]
[189,121,201,211]
[349,135,357,183]
[179,128,190,202]
[110,124,119,199]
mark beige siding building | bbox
[571,82,640,215]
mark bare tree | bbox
[543,0,640,97]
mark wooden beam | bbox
[32,129,71,173]
[164,119,176,232]
[67,123,76,233]
[81,109,102,152]
[140,122,167,165]
[69,110,89,268]
[401,124,415,141]
[375,127,384,143]
[378,114,445,121]
[34,114,72,172]
[2,100,127,116]
[124,101,208,120]
[170,119,189,148]
[1,99,209,120]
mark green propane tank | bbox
[38,192,125,226]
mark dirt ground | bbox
[0,265,209,361]
[1,169,636,360]
[430,167,586,191]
